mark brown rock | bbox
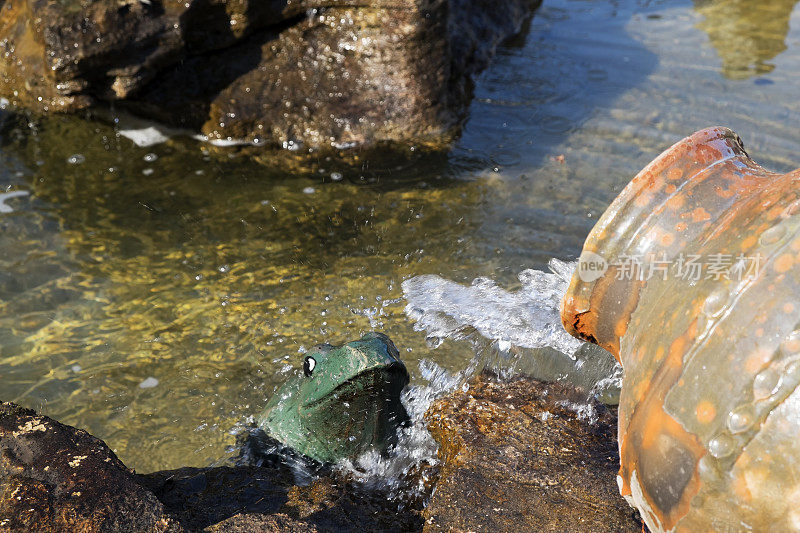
[0,401,422,532]
[204,513,318,533]
[423,372,644,532]
[0,0,540,148]
[284,475,423,532]
[0,402,182,532]
[140,466,424,532]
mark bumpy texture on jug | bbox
[562,127,800,532]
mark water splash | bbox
[403,259,584,358]
[334,359,469,500]
[402,259,622,403]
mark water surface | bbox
[1,0,800,471]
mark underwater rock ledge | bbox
[0,0,540,149]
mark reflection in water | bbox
[694,0,799,79]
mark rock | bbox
[423,372,644,532]
[0,402,181,532]
[140,466,424,532]
[0,400,422,532]
[204,513,318,533]
[138,465,299,531]
[0,0,540,148]
[283,475,423,532]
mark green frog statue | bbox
[249,332,411,464]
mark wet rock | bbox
[204,513,317,533]
[0,400,422,531]
[0,0,540,148]
[0,402,181,532]
[423,372,643,532]
[138,465,298,531]
[283,475,423,532]
[140,466,424,532]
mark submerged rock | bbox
[0,0,540,148]
[423,372,643,532]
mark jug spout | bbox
[561,126,778,361]
[560,126,800,532]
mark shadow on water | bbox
[451,0,660,273]
[694,0,800,80]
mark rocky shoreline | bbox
[0,372,642,532]
[0,0,540,149]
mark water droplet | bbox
[785,360,800,377]
[727,405,755,434]
[703,288,729,317]
[697,455,720,480]
[218,265,229,273]
[71,365,81,373]
[426,336,442,349]
[67,154,85,164]
[303,187,316,194]
[759,224,786,246]
[780,330,800,356]
[708,433,735,458]
[753,367,781,400]
[330,172,343,181]
[143,153,158,162]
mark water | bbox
[2,0,800,474]
[403,259,584,359]
[401,259,624,403]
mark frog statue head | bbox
[259,332,410,464]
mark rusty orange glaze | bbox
[561,127,800,532]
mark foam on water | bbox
[0,190,30,213]
[402,259,584,359]
[118,126,170,147]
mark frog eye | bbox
[303,356,316,377]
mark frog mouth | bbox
[302,363,409,409]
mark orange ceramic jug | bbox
[561,127,800,532]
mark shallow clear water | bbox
[2,0,800,472]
